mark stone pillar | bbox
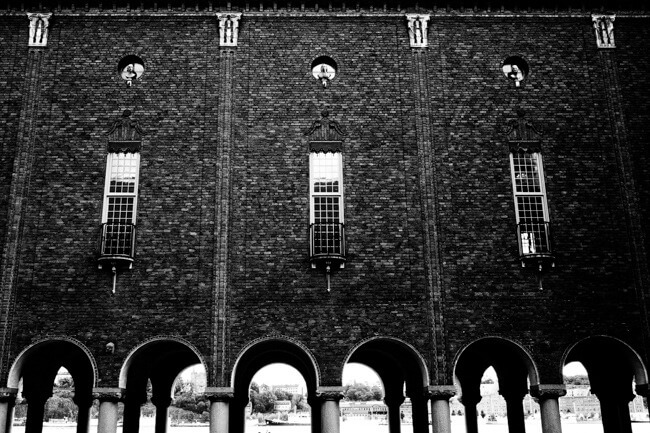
[151,396,172,433]
[383,395,405,433]
[72,395,93,433]
[636,384,649,421]
[206,388,233,433]
[428,386,456,433]
[408,393,430,433]
[0,389,18,433]
[307,395,321,433]
[592,389,634,433]
[23,391,50,433]
[316,387,343,433]
[94,389,122,433]
[499,388,527,433]
[122,393,147,433]
[459,392,481,433]
[530,385,566,433]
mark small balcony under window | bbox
[517,220,554,270]
[98,222,136,270]
[309,222,346,268]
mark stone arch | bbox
[230,336,321,433]
[7,336,98,389]
[453,337,540,433]
[561,335,648,433]
[119,336,206,433]
[343,337,431,433]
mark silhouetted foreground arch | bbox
[563,335,648,433]
[345,337,430,433]
[230,337,320,433]
[6,337,98,433]
[454,337,539,433]
[120,337,206,433]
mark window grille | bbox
[510,151,552,260]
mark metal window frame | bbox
[101,152,141,225]
[509,151,549,223]
[309,151,344,225]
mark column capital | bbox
[426,385,456,401]
[383,395,406,407]
[92,387,123,403]
[204,387,234,402]
[529,384,567,400]
[72,394,94,407]
[150,395,173,408]
[315,386,344,402]
[216,13,242,47]
[0,388,18,403]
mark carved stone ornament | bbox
[305,110,346,153]
[92,388,123,402]
[592,15,615,49]
[0,388,18,403]
[107,110,145,153]
[315,387,344,401]
[204,387,235,402]
[498,109,543,153]
[427,385,457,400]
[27,13,52,47]
[217,13,242,47]
[406,14,430,48]
[529,385,567,401]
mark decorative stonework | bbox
[592,15,615,49]
[27,13,52,47]
[107,110,145,152]
[0,388,18,403]
[427,385,457,400]
[204,387,235,402]
[406,14,430,48]
[316,387,344,401]
[530,384,567,400]
[304,110,347,147]
[498,109,543,152]
[217,13,242,47]
[92,388,123,402]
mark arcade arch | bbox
[344,337,429,433]
[562,336,649,433]
[454,337,539,433]
[230,338,319,433]
[120,337,205,433]
[5,338,97,433]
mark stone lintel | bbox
[529,384,567,400]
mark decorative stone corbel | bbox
[406,14,430,48]
[217,13,242,47]
[27,13,52,47]
[592,14,615,49]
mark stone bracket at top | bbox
[406,14,430,48]
[27,13,52,47]
[217,13,242,47]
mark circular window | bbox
[118,55,145,86]
[311,56,338,88]
[502,56,529,87]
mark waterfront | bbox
[11,417,650,433]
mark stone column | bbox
[206,388,233,433]
[23,391,50,433]
[499,388,527,433]
[316,387,343,433]
[72,395,93,433]
[636,384,649,421]
[428,386,456,433]
[151,396,172,433]
[459,392,481,433]
[94,388,122,433]
[383,395,405,433]
[408,393,430,433]
[530,385,566,433]
[122,392,147,433]
[0,389,18,433]
[592,389,634,433]
[307,395,321,433]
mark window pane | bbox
[512,152,541,193]
[312,152,341,194]
[516,196,545,223]
[109,153,139,194]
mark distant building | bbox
[339,401,387,418]
[273,401,292,413]
[272,384,304,396]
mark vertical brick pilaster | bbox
[212,47,236,387]
[599,49,650,361]
[0,49,46,381]
[411,46,447,384]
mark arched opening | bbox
[120,338,205,433]
[231,339,319,433]
[7,339,96,433]
[340,363,386,432]
[454,337,539,433]
[563,336,649,433]
[344,338,428,433]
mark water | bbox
[11,417,650,433]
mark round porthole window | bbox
[311,56,338,88]
[118,55,145,87]
[502,56,529,87]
